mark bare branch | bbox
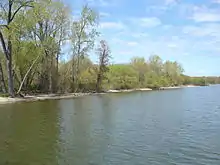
[0,3,7,15]
[10,0,34,22]
[33,30,41,41]
[0,24,9,29]
[17,54,41,94]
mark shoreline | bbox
[159,84,200,90]
[159,86,182,90]
[0,93,94,105]
[0,85,200,104]
[107,88,153,93]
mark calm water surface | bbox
[0,86,220,165]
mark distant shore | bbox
[107,85,198,93]
[159,85,198,90]
[0,85,200,104]
[107,88,153,93]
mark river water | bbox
[0,86,220,165]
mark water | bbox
[0,86,220,165]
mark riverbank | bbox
[0,85,199,104]
[159,86,182,90]
[107,88,152,93]
[159,85,200,90]
[0,93,93,104]
[0,88,153,104]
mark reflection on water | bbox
[0,101,60,165]
[0,86,220,164]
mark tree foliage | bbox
[0,0,219,96]
[71,5,99,92]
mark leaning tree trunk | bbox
[17,55,40,95]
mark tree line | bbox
[0,0,219,97]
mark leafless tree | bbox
[96,40,111,92]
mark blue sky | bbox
[64,0,220,76]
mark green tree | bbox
[107,64,138,90]
[130,56,148,87]
[0,0,33,97]
[148,55,163,76]
[71,5,99,92]
[59,56,96,92]
[25,0,70,93]
[163,61,184,86]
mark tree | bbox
[96,40,111,92]
[58,56,96,92]
[25,0,70,93]
[16,46,42,95]
[71,5,99,92]
[107,64,138,90]
[163,61,184,85]
[0,0,33,97]
[148,55,163,76]
[130,57,147,87]
[0,0,216,97]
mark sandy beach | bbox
[107,88,152,93]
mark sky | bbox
[64,0,220,76]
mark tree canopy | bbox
[0,0,219,96]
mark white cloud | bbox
[192,12,220,22]
[162,24,173,30]
[180,23,220,53]
[191,6,220,22]
[110,38,124,44]
[167,43,177,48]
[100,12,110,17]
[100,22,125,29]
[127,41,138,46]
[183,23,220,37]
[147,0,178,15]
[147,5,168,13]
[130,17,161,28]
[110,39,138,47]
[99,0,109,6]
[212,0,220,4]
[87,0,120,7]
[87,0,109,6]
[140,17,161,27]
[165,0,178,5]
